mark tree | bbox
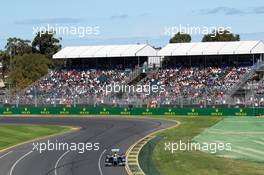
[0,50,10,80]
[5,37,32,57]
[169,32,191,43]
[202,30,240,42]
[32,31,61,58]
[8,54,51,90]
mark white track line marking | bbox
[0,151,13,159]
[10,151,33,175]
[55,151,70,175]
[98,149,107,175]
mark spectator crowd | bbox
[5,64,264,107]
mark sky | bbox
[0,0,264,49]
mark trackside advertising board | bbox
[0,107,263,116]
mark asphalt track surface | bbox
[0,117,174,175]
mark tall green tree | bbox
[0,50,10,80]
[32,31,61,58]
[202,30,240,42]
[5,37,31,57]
[8,53,51,90]
[169,32,191,43]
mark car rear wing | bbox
[111,149,120,153]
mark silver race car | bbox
[105,149,126,166]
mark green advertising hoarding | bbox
[0,107,263,116]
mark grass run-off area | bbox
[193,117,264,162]
[152,117,264,175]
[0,124,70,150]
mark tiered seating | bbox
[137,66,253,106]
[8,64,260,107]
[18,69,130,105]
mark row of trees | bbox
[0,32,61,90]
[169,30,240,43]
[4,32,61,59]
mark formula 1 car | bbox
[105,149,126,166]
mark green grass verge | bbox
[193,117,264,162]
[151,117,264,175]
[0,124,70,150]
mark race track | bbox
[0,117,174,175]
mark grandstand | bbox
[3,41,264,108]
[148,41,264,108]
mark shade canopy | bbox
[158,41,264,56]
[53,44,157,59]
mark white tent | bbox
[158,41,264,56]
[53,44,157,59]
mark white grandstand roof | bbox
[158,40,264,56]
[53,44,157,59]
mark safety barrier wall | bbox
[0,107,264,116]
